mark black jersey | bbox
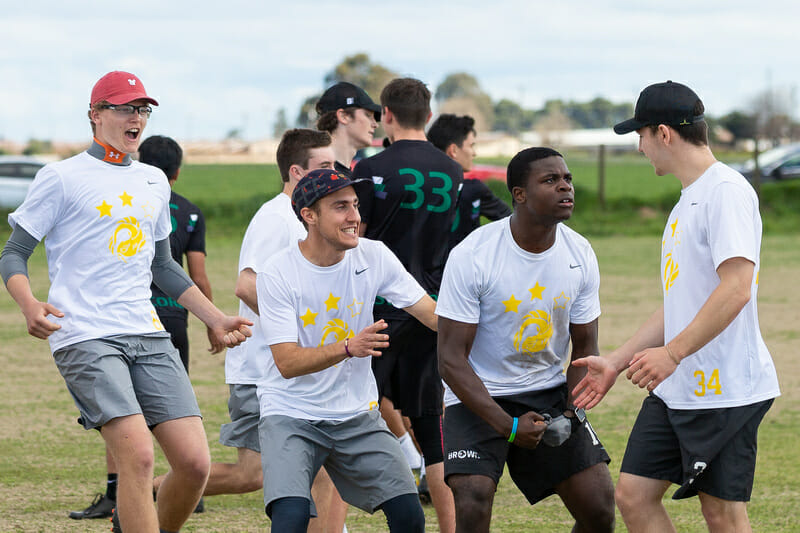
[354,140,463,317]
[150,191,207,320]
[449,178,511,248]
[334,160,354,178]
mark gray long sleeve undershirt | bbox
[0,225,38,284]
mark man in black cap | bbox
[316,81,381,176]
[571,81,780,532]
[255,168,438,532]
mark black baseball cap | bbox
[613,81,704,135]
[316,82,381,121]
[292,168,371,220]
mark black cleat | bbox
[110,507,122,533]
[194,497,205,513]
[68,493,115,519]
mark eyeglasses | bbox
[101,104,153,118]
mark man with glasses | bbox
[0,70,252,533]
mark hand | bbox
[347,320,390,358]
[626,346,678,392]
[206,325,225,354]
[209,316,253,349]
[21,300,64,339]
[510,411,547,450]
[571,356,618,409]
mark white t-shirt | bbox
[9,151,172,352]
[436,218,601,407]
[224,193,306,384]
[256,238,426,420]
[656,162,780,409]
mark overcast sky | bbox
[2,1,798,143]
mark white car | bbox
[0,156,46,209]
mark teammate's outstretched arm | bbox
[571,306,665,409]
[566,319,600,407]
[271,320,390,378]
[402,294,438,331]
[438,316,545,449]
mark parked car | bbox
[0,156,46,208]
[731,143,800,182]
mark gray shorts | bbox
[219,384,261,453]
[259,410,417,516]
[53,334,201,430]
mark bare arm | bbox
[234,268,259,315]
[438,316,545,449]
[627,257,754,390]
[402,294,437,331]
[271,320,389,379]
[176,285,252,348]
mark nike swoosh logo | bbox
[355,268,368,275]
[691,202,698,205]
[147,180,159,185]
[569,264,581,269]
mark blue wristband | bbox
[507,417,519,443]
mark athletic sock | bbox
[398,433,422,470]
[106,473,118,502]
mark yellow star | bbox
[529,282,546,300]
[347,298,363,317]
[502,294,522,313]
[553,292,571,310]
[96,200,113,218]
[670,218,678,237]
[140,202,156,219]
[299,308,318,327]
[324,292,341,312]
[119,191,133,206]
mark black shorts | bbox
[371,318,443,417]
[160,315,189,374]
[443,385,610,505]
[621,394,773,502]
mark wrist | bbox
[344,338,352,358]
[507,417,519,443]
[665,343,680,365]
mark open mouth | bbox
[559,198,574,207]
[125,128,140,141]
[342,227,357,235]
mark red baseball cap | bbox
[90,71,159,107]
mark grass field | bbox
[0,159,798,532]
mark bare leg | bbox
[448,473,495,533]
[616,472,675,533]
[101,415,158,533]
[152,416,210,532]
[555,462,615,533]
[426,462,455,533]
[204,447,263,495]
[698,492,752,533]
[308,467,347,533]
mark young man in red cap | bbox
[315,81,381,176]
[0,70,252,533]
[572,81,780,532]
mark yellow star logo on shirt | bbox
[324,292,341,312]
[502,294,522,313]
[300,308,318,327]
[96,200,113,218]
[119,191,133,207]
[553,292,570,310]
[529,282,546,300]
[670,217,678,237]
[140,202,156,219]
[347,298,363,317]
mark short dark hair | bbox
[427,114,476,152]
[316,108,356,134]
[380,78,430,129]
[507,147,563,200]
[138,135,183,179]
[648,100,708,147]
[276,129,332,182]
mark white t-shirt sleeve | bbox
[435,244,481,324]
[8,165,65,240]
[706,182,758,269]
[375,242,427,309]
[240,216,289,273]
[569,246,601,325]
[257,268,299,346]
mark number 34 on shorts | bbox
[694,368,722,396]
